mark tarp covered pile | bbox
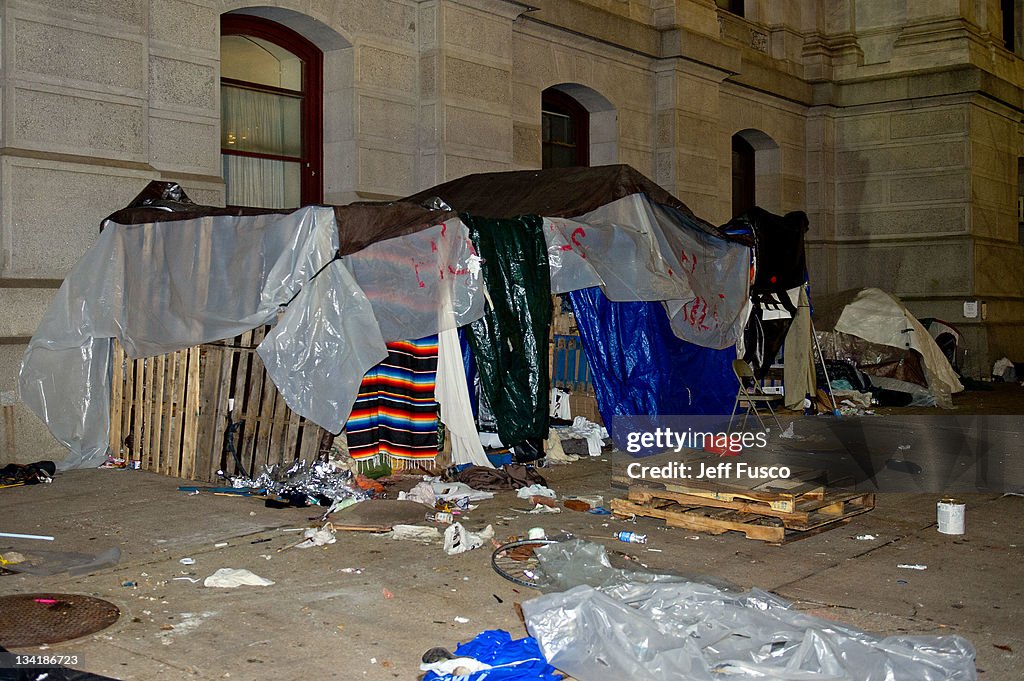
[20,166,751,469]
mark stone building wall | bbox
[1,0,1022,463]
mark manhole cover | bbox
[0,593,120,647]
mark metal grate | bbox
[0,593,120,647]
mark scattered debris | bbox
[179,557,195,565]
[453,616,470,624]
[203,568,275,588]
[293,524,337,550]
[0,532,54,541]
[443,523,494,555]
[897,564,928,570]
[854,534,878,541]
[377,525,442,543]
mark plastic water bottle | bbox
[426,511,455,524]
[803,393,814,415]
[614,530,647,544]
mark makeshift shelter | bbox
[813,288,964,408]
[721,207,814,410]
[19,166,752,474]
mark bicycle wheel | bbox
[490,539,556,588]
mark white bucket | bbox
[937,498,965,535]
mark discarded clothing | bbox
[422,630,560,681]
[455,464,547,491]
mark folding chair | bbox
[728,359,783,433]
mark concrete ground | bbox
[1,388,1022,680]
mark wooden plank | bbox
[121,349,136,461]
[159,351,178,477]
[266,378,292,468]
[212,341,240,479]
[238,327,267,474]
[229,330,256,476]
[283,394,303,465]
[151,353,166,475]
[611,497,785,542]
[132,356,144,469]
[180,345,202,479]
[109,340,124,458]
[628,487,811,523]
[194,346,223,483]
[297,419,322,462]
[251,344,278,474]
[167,350,188,477]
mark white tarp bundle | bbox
[20,193,749,470]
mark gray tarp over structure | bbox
[20,167,751,470]
[813,288,964,408]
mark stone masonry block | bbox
[836,206,967,238]
[445,106,512,153]
[891,107,966,139]
[0,288,58,337]
[358,95,417,146]
[836,115,889,145]
[149,116,219,174]
[836,141,966,175]
[13,18,144,91]
[359,46,416,92]
[444,5,511,60]
[513,122,541,166]
[4,160,151,278]
[890,174,967,203]
[149,56,217,111]
[835,241,972,296]
[358,147,414,196]
[31,0,144,27]
[150,0,218,53]
[445,58,510,106]
[13,88,144,158]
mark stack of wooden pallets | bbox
[611,461,874,545]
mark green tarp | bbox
[464,215,552,446]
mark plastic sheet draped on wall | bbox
[543,195,750,350]
[19,208,485,469]
[568,287,739,448]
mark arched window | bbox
[542,89,589,168]
[220,14,322,208]
[732,134,755,217]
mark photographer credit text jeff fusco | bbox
[626,460,792,481]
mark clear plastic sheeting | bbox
[20,207,349,469]
[544,194,750,349]
[344,218,485,341]
[523,541,976,681]
[258,260,388,431]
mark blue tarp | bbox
[568,287,738,449]
[422,629,560,681]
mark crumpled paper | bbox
[516,484,557,499]
[204,568,275,588]
[295,525,337,549]
[443,523,494,555]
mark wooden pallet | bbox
[110,328,329,482]
[611,485,875,544]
